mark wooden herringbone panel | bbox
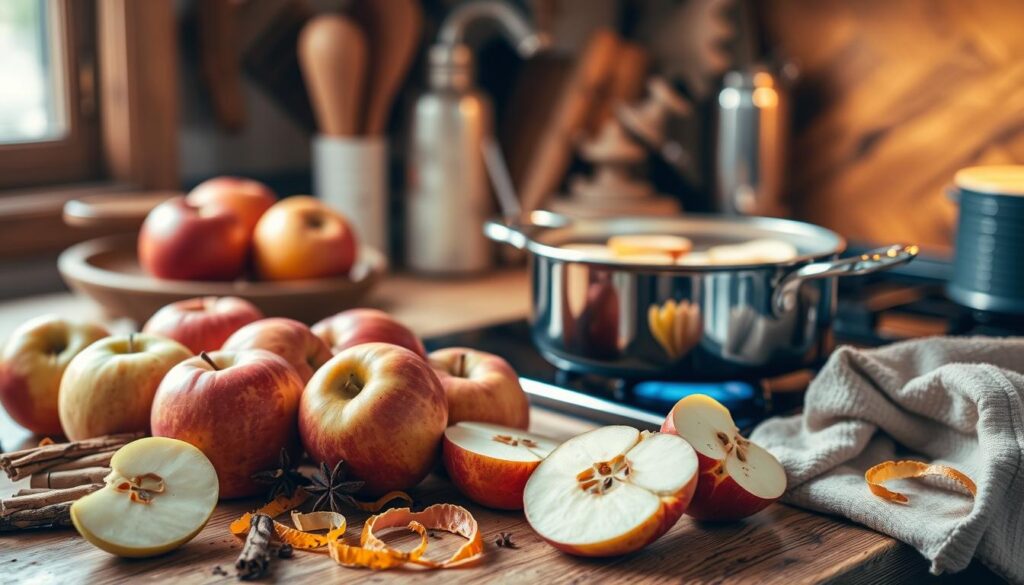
[764,0,1024,247]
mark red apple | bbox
[222,317,332,383]
[312,308,426,358]
[151,349,303,499]
[185,176,276,236]
[142,296,263,354]
[299,343,447,496]
[442,422,558,510]
[661,394,787,520]
[0,315,109,436]
[138,196,249,281]
[252,196,357,281]
[429,348,529,429]
[58,334,192,440]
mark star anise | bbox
[251,449,307,501]
[494,532,517,548]
[305,460,365,514]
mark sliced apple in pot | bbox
[662,394,786,521]
[71,437,219,557]
[443,422,560,510]
[607,234,693,261]
[524,426,698,557]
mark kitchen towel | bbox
[751,337,1024,583]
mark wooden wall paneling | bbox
[98,0,180,190]
[763,0,1024,248]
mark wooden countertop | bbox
[0,271,939,584]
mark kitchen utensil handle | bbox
[483,212,571,250]
[773,244,919,315]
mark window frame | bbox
[0,0,179,259]
[0,0,101,189]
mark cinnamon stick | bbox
[14,488,50,497]
[1,484,102,516]
[1,432,142,481]
[30,467,109,489]
[0,502,73,532]
[236,513,274,580]
[47,451,115,473]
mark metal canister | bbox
[405,44,494,274]
[714,67,788,216]
[947,166,1024,314]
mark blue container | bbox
[948,166,1024,314]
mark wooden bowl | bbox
[58,234,386,325]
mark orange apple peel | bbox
[350,490,414,513]
[230,491,482,570]
[358,504,483,568]
[865,460,977,504]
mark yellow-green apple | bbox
[142,296,263,354]
[429,348,529,428]
[185,176,276,237]
[312,308,426,358]
[71,437,219,558]
[0,315,108,436]
[299,343,447,496]
[442,422,558,509]
[150,349,303,499]
[222,317,332,383]
[524,426,698,557]
[58,334,192,440]
[252,196,357,281]
[138,196,249,281]
[661,394,786,521]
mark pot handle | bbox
[483,211,572,250]
[484,219,531,250]
[773,244,919,315]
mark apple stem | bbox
[200,351,219,371]
[343,373,361,394]
[127,333,135,353]
[455,352,467,378]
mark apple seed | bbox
[114,472,166,504]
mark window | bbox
[0,0,99,189]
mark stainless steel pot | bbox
[485,214,918,380]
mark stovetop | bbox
[424,246,1024,431]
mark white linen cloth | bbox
[751,337,1024,583]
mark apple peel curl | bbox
[865,460,977,504]
[230,492,482,570]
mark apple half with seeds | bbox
[662,394,786,521]
[442,422,560,510]
[71,437,219,557]
[524,426,698,557]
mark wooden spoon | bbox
[353,0,423,135]
[298,14,368,136]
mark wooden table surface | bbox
[0,271,944,584]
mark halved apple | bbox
[523,426,697,557]
[442,422,560,510]
[662,394,786,520]
[71,437,219,557]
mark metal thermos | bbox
[405,1,546,274]
[714,67,788,216]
